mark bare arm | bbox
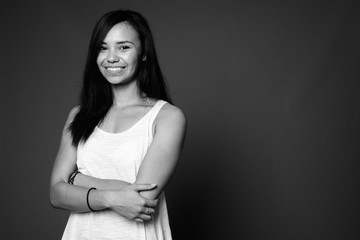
[135,104,187,200]
[49,107,96,212]
[74,173,131,191]
[49,108,157,221]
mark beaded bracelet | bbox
[86,187,97,212]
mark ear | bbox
[142,56,147,61]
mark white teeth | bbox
[106,67,124,72]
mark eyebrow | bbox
[101,41,135,45]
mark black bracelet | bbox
[86,187,97,212]
[68,170,80,185]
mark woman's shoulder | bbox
[64,106,80,125]
[156,101,186,127]
[69,105,80,116]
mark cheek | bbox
[129,55,141,67]
[96,55,104,68]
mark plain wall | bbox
[2,0,360,239]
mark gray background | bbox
[2,0,359,239]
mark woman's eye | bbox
[119,46,130,50]
[99,46,107,51]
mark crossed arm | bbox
[49,104,186,222]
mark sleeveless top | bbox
[62,100,172,240]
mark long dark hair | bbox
[69,9,172,146]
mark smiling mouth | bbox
[105,67,126,73]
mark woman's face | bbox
[97,22,142,85]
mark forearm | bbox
[50,179,159,222]
[74,173,131,190]
[50,180,109,212]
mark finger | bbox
[142,207,155,215]
[134,218,144,223]
[138,214,152,222]
[132,183,157,191]
[145,199,158,208]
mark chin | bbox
[107,76,136,86]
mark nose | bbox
[106,50,119,63]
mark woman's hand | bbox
[104,183,158,222]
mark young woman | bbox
[50,9,186,239]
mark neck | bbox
[111,81,146,108]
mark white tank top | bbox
[62,100,172,240]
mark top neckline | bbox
[95,100,162,135]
